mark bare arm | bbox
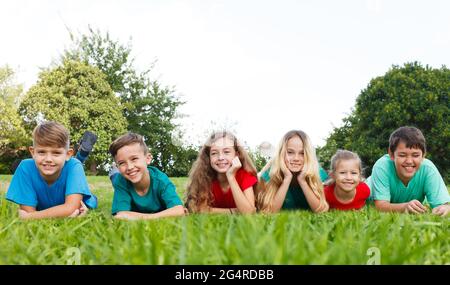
[270,176,292,213]
[114,205,185,220]
[298,179,328,213]
[19,194,82,219]
[375,199,427,214]
[227,175,256,214]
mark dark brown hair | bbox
[109,132,149,158]
[389,126,426,154]
[32,121,70,149]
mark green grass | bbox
[0,175,448,265]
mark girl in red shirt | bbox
[324,150,370,210]
[185,131,258,214]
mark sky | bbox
[1,0,449,152]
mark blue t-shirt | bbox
[111,166,182,215]
[6,158,97,210]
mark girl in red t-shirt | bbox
[324,150,370,210]
[185,131,258,214]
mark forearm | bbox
[271,180,291,212]
[299,182,324,213]
[227,175,256,214]
[25,204,79,219]
[116,206,185,220]
[209,207,236,214]
[150,205,185,219]
[375,201,407,213]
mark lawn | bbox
[0,175,448,265]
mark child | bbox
[257,130,328,213]
[324,150,370,210]
[185,131,258,214]
[6,121,97,219]
[368,126,450,216]
[109,132,185,220]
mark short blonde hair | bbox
[32,121,70,149]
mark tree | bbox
[0,66,28,173]
[19,60,127,173]
[318,62,450,181]
[63,27,188,175]
[0,65,23,107]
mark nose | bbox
[405,156,413,164]
[126,161,135,170]
[43,153,53,162]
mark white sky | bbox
[1,0,449,150]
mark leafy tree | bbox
[63,27,188,175]
[318,62,450,181]
[0,65,23,107]
[0,66,28,173]
[19,60,127,173]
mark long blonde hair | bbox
[257,130,328,213]
[185,131,257,213]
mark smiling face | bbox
[30,144,72,184]
[389,141,424,185]
[332,159,361,193]
[115,143,152,185]
[284,135,304,173]
[209,137,237,174]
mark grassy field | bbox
[0,175,448,265]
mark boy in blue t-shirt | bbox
[108,132,184,220]
[6,121,97,219]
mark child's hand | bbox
[280,160,293,181]
[68,201,89,218]
[18,209,31,220]
[431,204,450,217]
[78,201,89,217]
[226,157,242,177]
[404,200,428,214]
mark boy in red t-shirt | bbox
[324,150,370,210]
[185,131,258,214]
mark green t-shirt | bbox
[367,154,449,208]
[111,166,183,215]
[261,166,328,210]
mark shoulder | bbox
[357,182,371,196]
[323,184,334,196]
[419,158,440,173]
[16,159,36,170]
[65,158,83,170]
[372,155,395,175]
[148,166,170,181]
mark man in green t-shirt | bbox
[368,126,449,216]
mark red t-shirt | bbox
[211,168,258,208]
[324,182,370,210]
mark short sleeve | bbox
[359,182,371,200]
[371,160,392,202]
[238,170,258,192]
[65,159,97,209]
[5,161,38,207]
[111,179,133,215]
[422,164,450,208]
[319,166,329,182]
[160,176,183,209]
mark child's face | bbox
[284,136,304,173]
[333,159,361,192]
[29,144,72,183]
[209,137,237,174]
[389,141,424,184]
[115,143,152,184]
